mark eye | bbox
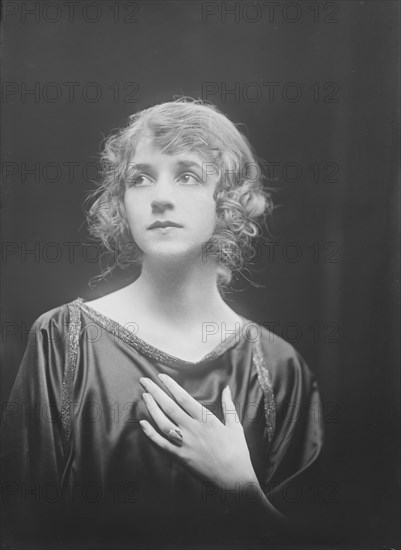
[177,172,201,185]
[127,173,152,187]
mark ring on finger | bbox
[168,427,184,446]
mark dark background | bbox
[1,1,399,548]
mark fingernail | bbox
[139,377,149,387]
[158,373,168,383]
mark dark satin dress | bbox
[1,298,324,549]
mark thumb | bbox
[221,385,240,428]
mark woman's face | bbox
[123,136,220,263]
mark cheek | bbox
[193,196,218,231]
[123,196,143,234]
[124,193,142,215]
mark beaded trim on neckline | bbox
[74,297,246,368]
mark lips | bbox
[147,220,183,230]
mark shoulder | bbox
[247,324,322,420]
[246,321,301,364]
[81,287,134,320]
[30,299,81,336]
[14,300,81,393]
[248,321,316,388]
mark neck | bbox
[129,255,226,326]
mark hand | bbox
[139,374,260,491]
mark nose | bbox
[150,178,175,214]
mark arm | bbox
[1,308,69,543]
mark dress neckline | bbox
[74,297,246,369]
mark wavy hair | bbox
[86,98,272,287]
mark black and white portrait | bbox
[1,2,399,549]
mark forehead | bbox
[131,134,213,168]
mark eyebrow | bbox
[130,160,203,172]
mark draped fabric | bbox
[1,299,323,548]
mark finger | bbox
[139,420,180,455]
[221,386,241,428]
[139,378,190,426]
[157,373,204,420]
[142,392,180,438]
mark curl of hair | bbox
[85,98,273,288]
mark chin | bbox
[142,243,205,263]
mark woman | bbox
[2,99,323,548]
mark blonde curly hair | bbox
[86,98,272,287]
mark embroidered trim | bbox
[75,297,243,369]
[61,301,81,453]
[59,299,275,450]
[253,339,276,445]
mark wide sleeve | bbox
[256,332,325,538]
[1,305,71,544]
